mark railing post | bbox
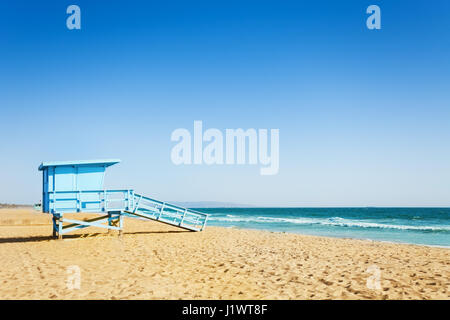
[129,190,132,210]
[134,195,142,213]
[201,215,209,231]
[52,192,55,214]
[103,190,107,212]
[158,203,165,220]
[126,190,130,211]
[180,209,187,226]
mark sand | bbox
[0,208,448,300]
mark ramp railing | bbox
[129,193,208,231]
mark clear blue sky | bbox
[0,0,449,206]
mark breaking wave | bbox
[208,215,450,232]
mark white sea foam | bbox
[208,215,450,232]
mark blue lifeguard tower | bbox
[39,159,208,239]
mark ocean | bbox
[197,207,450,248]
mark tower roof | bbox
[38,159,120,171]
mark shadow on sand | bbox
[0,230,190,244]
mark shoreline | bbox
[3,207,449,248]
[214,225,450,249]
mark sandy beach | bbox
[0,208,448,300]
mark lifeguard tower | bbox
[39,159,208,239]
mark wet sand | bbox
[0,209,448,299]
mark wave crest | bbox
[208,215,450,232]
